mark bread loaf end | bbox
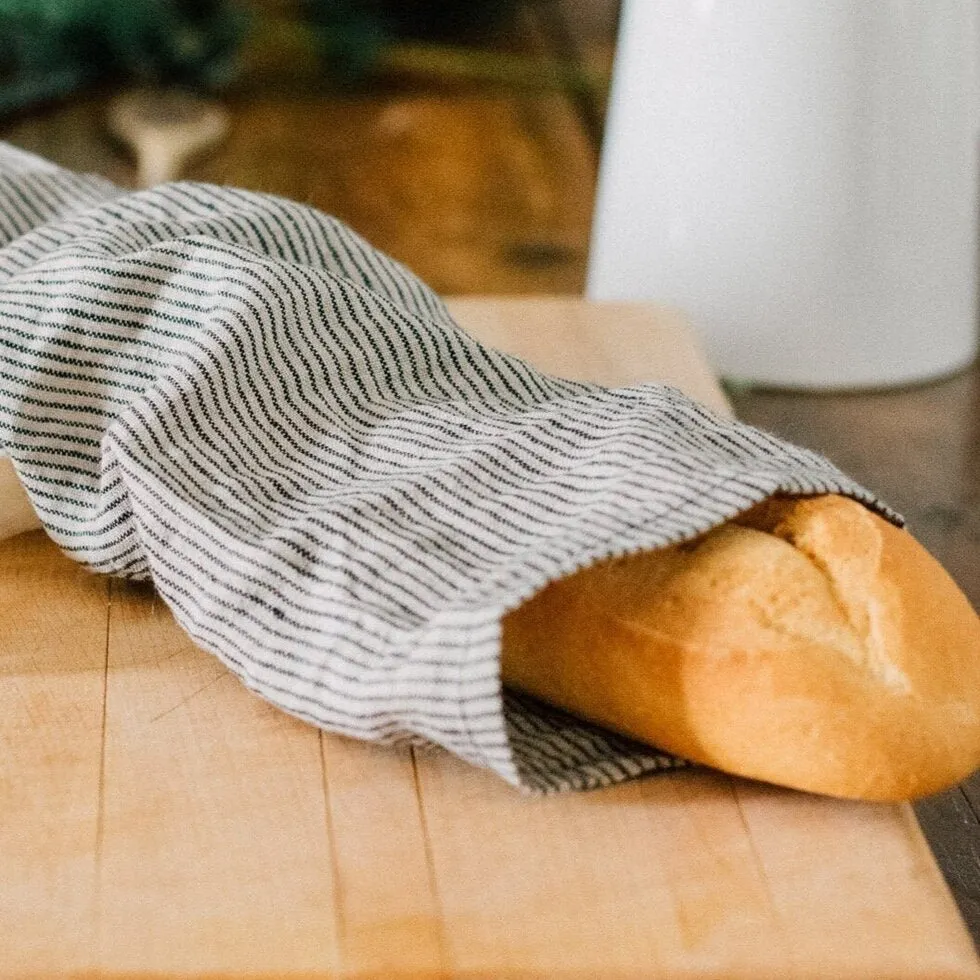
[502,495,980,800]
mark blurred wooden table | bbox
[0,74,599,298]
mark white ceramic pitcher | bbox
[587,0,979,388]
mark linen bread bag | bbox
[1,142,978,798]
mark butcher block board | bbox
[2,297,977,980]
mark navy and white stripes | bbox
[0,143,895,792]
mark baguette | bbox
[502,494,980,800]
[6,448,979,799]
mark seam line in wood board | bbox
[898,800,980,962]
[318,730,346,977]
[146,667,230,723]
[410,746,450,976]
[959,785,980,827]
[94,576,112,958]
[729,777,785,935]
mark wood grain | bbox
[446,296,730,415]
[2,301,979,978]
[0,454,39,539]
[918,785,980,943]
[97,577,339,975]
[0,535,107,975]
[730,778,976,975]
[320,738,444,976]
[413,749,979,978]
[185,91,596,296]
[1,85,596,298]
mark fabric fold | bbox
[0,143,898,792]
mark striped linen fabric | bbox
[0,142,897,793]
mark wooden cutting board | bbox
[2,297,977,979]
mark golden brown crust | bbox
[501,494,980,800]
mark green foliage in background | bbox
[304,0,515,83]
[0,0,246,114]
[0,0,520,116]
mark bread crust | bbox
[501,494,980,800]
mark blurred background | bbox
[0,0,618,295]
